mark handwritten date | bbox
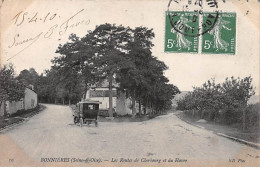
[13,11,58,26]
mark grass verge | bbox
[0,104,46,129]
[176,111,260,144]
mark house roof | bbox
[25,86,37,94]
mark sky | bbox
[1,0,259,94]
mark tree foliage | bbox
[37,23,180,115]
[177,76,255,123]
[17,68,39,90]
[0,64,25,116]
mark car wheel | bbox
[74,117,78,124]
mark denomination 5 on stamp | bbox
[202,13,236,54]
[165,11,199,53]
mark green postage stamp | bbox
[202,12,236,54]
[165,11,199,53]
[165,11,236,54]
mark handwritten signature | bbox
[7,9,90,61]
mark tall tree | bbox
[55,24,132,116]
[54,33,97,104]
[0,64,25,116]
[54,24,180,116]
[37,73,51,103]
[17,68,39,91]
[116,27,155,115]
[89,24,131,117]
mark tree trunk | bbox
[145,98,150,115]
[69,99,71,105]
[144,99,147,115]
[132,97,136,117]
[150,102,153,115]
[0,101,2,110]
[3,100,6,117]
[0,100,4,117]
[138,99,142,115]
[62,98,65,105]
[108,73,113,117]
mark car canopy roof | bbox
[78,100,101,104]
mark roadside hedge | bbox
[177,76,258,129]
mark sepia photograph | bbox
[0,0,259,167]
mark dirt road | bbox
[0,104,259,166]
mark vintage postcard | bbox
[0,0,259,167]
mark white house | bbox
[85,86,117,111]
[0,87,38,116]
[85,80,136,116]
